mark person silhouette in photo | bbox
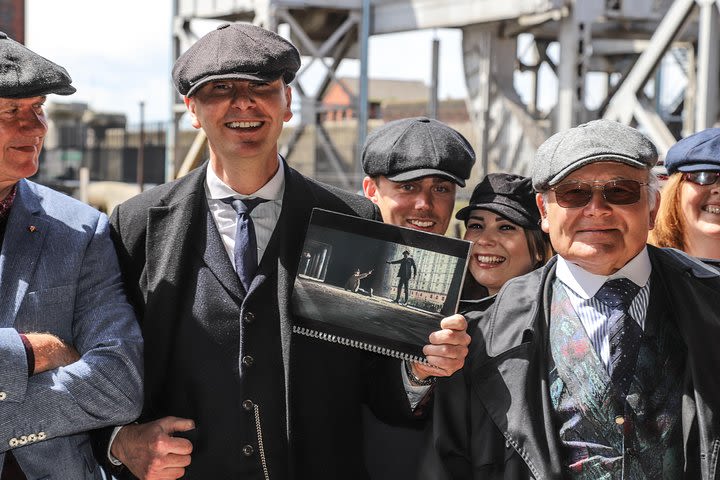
[387,250,417,305]
[345,268,374,297]
[300,251,312,276]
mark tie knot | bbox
[223,197,268,215]
[595,278,640,310]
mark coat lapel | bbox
[0,180,50,326]
[274,166,318,412]
[145,165,242,303]
[469,262,563,480]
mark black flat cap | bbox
[665,128,720,174]
[0,32,75,98]
[361,117,476,187]
[532,119,657,191]
[456,173,540,230]
[172,23,301,97]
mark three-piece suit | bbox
[0,179,143,478]
[107,162,415,479]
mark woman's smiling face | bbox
[464,208,535,296]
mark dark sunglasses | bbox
[549,179,648,208]
[684,171,720,186]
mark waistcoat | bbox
[547,275,685,479]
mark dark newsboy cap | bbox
[665,128,720,174]
[172,23,301,97]
[532,119,658,191]
[456,173,540,230]
[361,117,475,187]
[0,32,75,98]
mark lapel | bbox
[273,165,318,384]
[646,248,720,476]
[468,261,563,480]
[145,164,242,303]
[0,180,50,327]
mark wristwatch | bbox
[404,360,435,387]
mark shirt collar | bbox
[205,156,285,201]
[555,247,652,299]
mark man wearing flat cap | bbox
[426,119,720,479]
[360,116,474,480]
[103,23,470,480]
[0,33,143,479]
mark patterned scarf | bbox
[0,183,18,222]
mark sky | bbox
[25,0,471,126]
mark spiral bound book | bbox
[291,208,471,365]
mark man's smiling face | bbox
[537,161,658,275]
[363,175,456,235]
[185,78,292,165]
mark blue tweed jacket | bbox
[0,179,143,479]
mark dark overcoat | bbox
[424,247,720,480]
[106,161,413,479]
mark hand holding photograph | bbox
[292,208,471,364]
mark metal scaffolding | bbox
[169,0,720,184]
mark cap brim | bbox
[456,202,539,230]
[386,168,465,187]
[675,162,720,173]
[185,71,283,97]
[3,84,76,98]
[547,154,649,187]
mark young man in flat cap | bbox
[362,117,475,236]
[103,23,470,480]
[360,117,475,480]
[0,33,143,479]
[426,119,720,479]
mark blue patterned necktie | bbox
[595,277,642,397]
[223,197,268,294]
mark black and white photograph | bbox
[292,208,471,362]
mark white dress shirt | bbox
[555,248,652,367]
[205,159,285,268]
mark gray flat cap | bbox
[532,119,658,191]
[362,117,476,187]
[172,23,301,97]
[0,32,75,98]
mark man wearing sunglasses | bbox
[427,119,720,479]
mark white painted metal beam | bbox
[695,0,719,129]
[603,0,696,124]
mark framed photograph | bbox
[292,208,471,364]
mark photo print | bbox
[292,208,471,363]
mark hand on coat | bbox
[24,332,80,374]
[112,416,195,480]
[413,314,470,380]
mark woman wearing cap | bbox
[649,128,720,262]
[420,173,552,477]
[455,173,553,305]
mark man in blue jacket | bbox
[0,33,143,479]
